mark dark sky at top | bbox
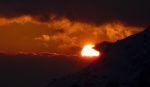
[0,0,150,27]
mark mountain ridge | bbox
[45,27,150,87]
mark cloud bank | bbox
[0,0,149,27]
[0,0,148,54]
[0,17,143,54]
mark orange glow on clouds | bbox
[81,44,100,57]
[0,16,144,54]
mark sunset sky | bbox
[0,0,149,54]
[0,1,150,87]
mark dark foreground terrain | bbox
[46,28,150,87]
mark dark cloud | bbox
[0,0,149,27]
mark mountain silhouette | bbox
[45,27,150,87]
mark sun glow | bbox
[81,44,100,57]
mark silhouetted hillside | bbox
[46,27,150,87]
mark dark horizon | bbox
[0,52,97,87]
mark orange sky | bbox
[0,16,144,54]
[0,0,149,55]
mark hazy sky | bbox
[0,0,149,54]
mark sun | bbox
[81,44,100,57]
